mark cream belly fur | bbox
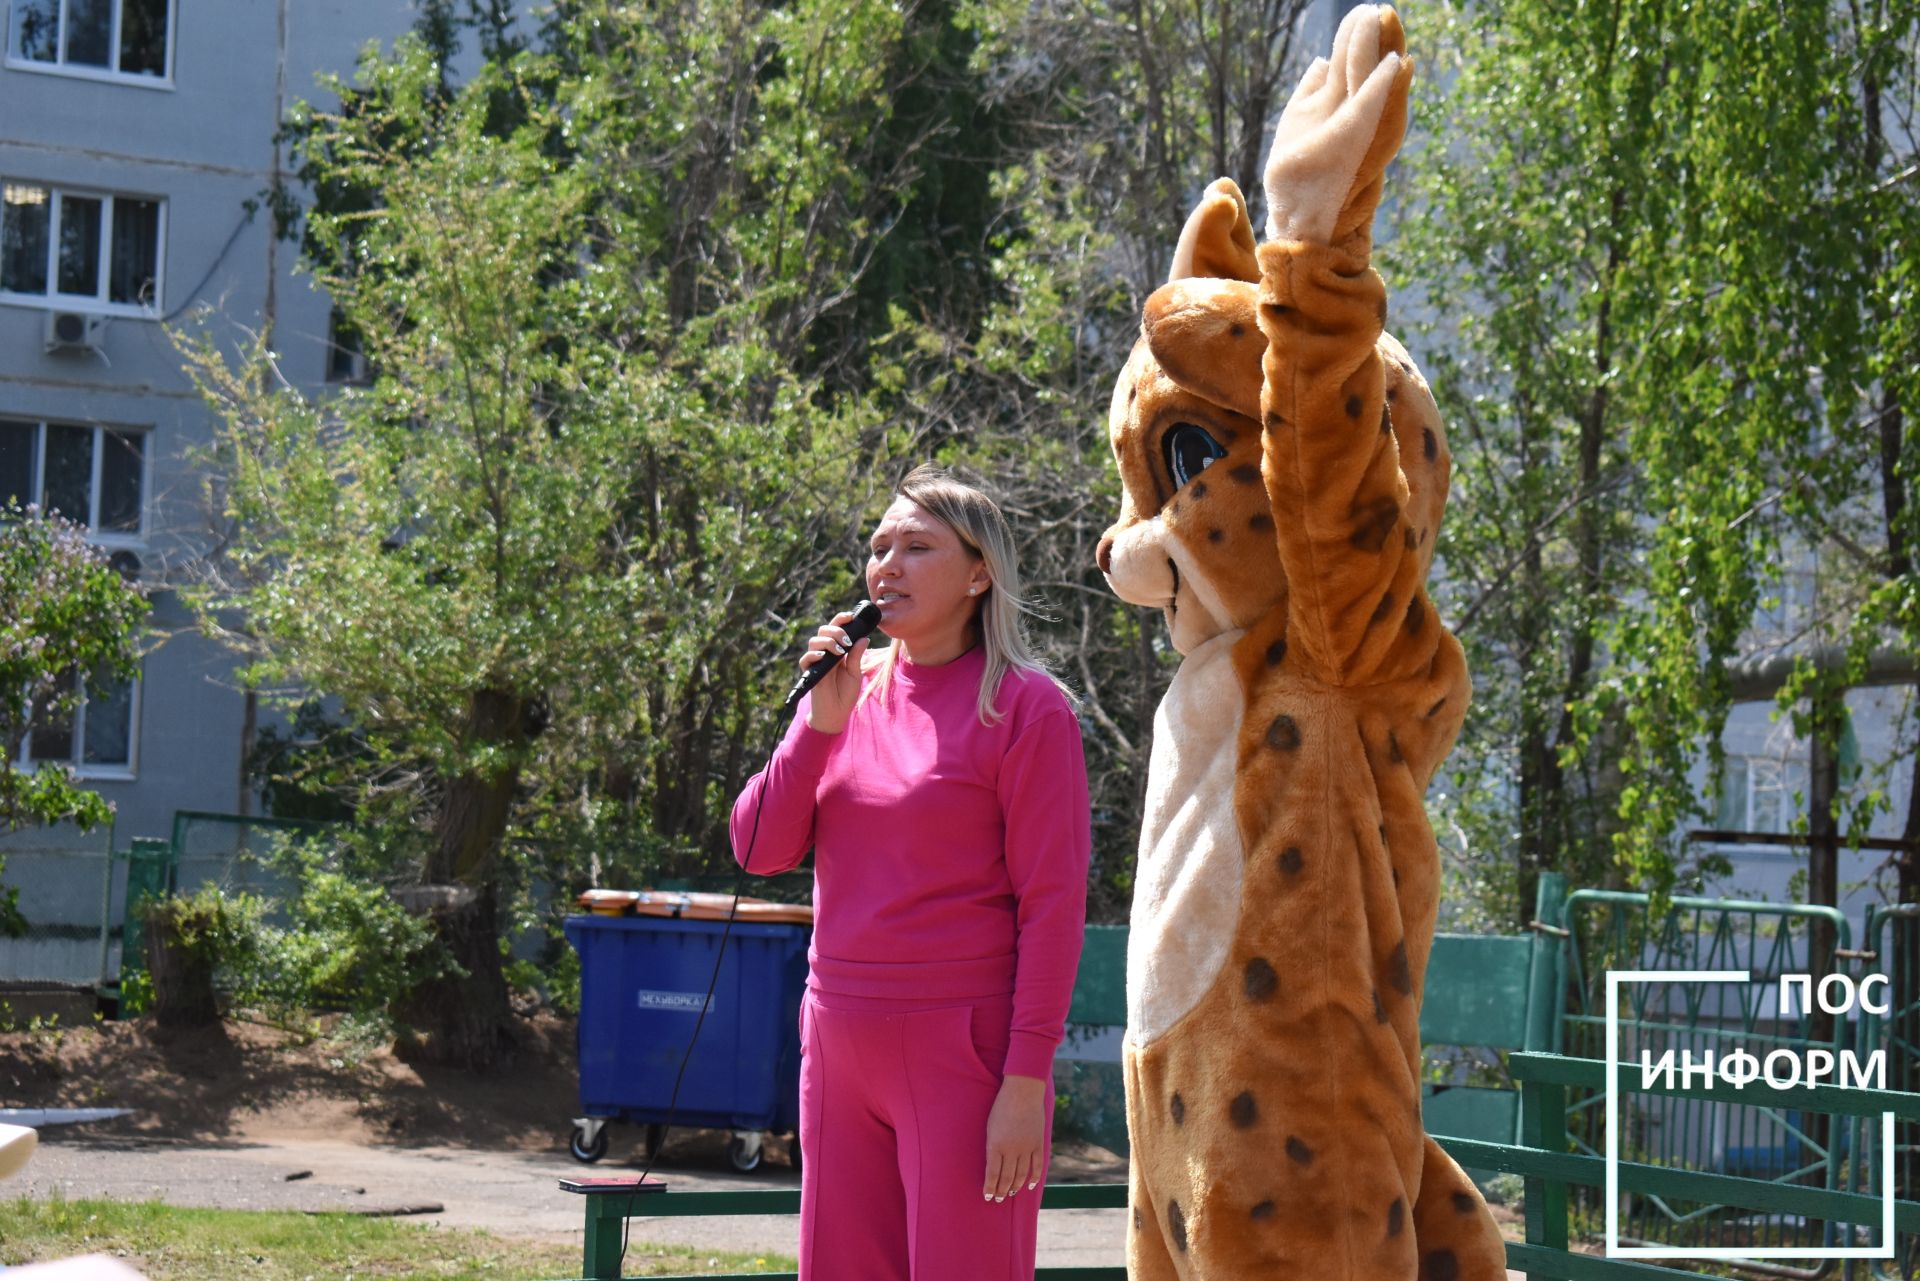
[1125,628,1246,1047]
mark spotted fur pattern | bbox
[1097,8,1509,1278]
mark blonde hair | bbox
[867,464,1076,725]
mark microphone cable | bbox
[609,602,879,1275]
[611,732,777,1278]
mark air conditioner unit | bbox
[44,310,106,355]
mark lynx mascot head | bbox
[1097,8,1508,1278]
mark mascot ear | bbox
[1143,277,1264,422]
[1167,178,1260,283]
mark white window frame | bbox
[18,665,142,780]
[3,0,177,88]
[0,179,168,317]
[0,417,151,547]
[1715,753,1804,843]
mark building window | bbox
[1,182,163,311]
[325,306,370,383]
[1714,755,1803,837]
[7,0,171,81]
[0,418,146,542]
[23,664,139,775]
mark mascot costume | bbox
[1096,7,1509,1278]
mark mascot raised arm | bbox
[1096,7,1509,1278]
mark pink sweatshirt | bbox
[730,645,1091,1080]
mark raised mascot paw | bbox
[1263,3,1413,249]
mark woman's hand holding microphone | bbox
[798,610,872,735]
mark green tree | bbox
[1387,1,1919,930]
[884,0,1321,914]
[0,505,147,935]
[186,0,978,1059]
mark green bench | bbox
[568,1050,1920,1279]
[569,1182,1129,1280]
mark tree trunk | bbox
[1802,687,1844,1186]
[144,903,222,1032]
[1805,688,1842,1030]
[394,882,516,1070]
[403,685,534,1071]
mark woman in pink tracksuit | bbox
[730,464,1092,1281]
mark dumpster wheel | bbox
[727,1131,765,1173]
[569,1120,610,1164]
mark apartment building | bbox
[1,0,422,851]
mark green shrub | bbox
[247,854,450,1034]
[134,853,449,1039]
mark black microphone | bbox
[782,600,885,710]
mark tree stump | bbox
[143,900,222,1030]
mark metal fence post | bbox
[120,837,173,989]
[93,823,116,987]
[1521,1071,1570,1280]
[1527,871,1568,1056]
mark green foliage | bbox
[144,887,269,980]
[505,941,578,1016]
[118,967,154,1017]
[0,503,147,935]
[242,701,369,824]
[188,8,923,910]
[142,853,447,1037]
[179,0,1920,936]
[1389,0,1919,912]
[246,851,450,1032]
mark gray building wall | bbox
[1,0,423,849]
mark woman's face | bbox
[866,497,989,645]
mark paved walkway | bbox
[17,1131,1524,1276]
[14,1131,1129,1268]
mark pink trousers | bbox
[797,987,1051,1280]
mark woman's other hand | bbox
[800,612,870,735]
[982,1073,1048,1201]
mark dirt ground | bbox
[0,1014,583,1151]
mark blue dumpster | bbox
[563,891,811,1172]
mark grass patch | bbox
[0,1197,795,1279]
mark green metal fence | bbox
[1857,903,1920,1280]
[0,825,116,989]
[1448,1053,1920,1281]
[1559,890,1860,1270]
[168,810,335,908]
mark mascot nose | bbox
[1095,534,1115,576]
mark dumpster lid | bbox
[577,888,813,925]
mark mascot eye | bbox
[1164,423,1227,490]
